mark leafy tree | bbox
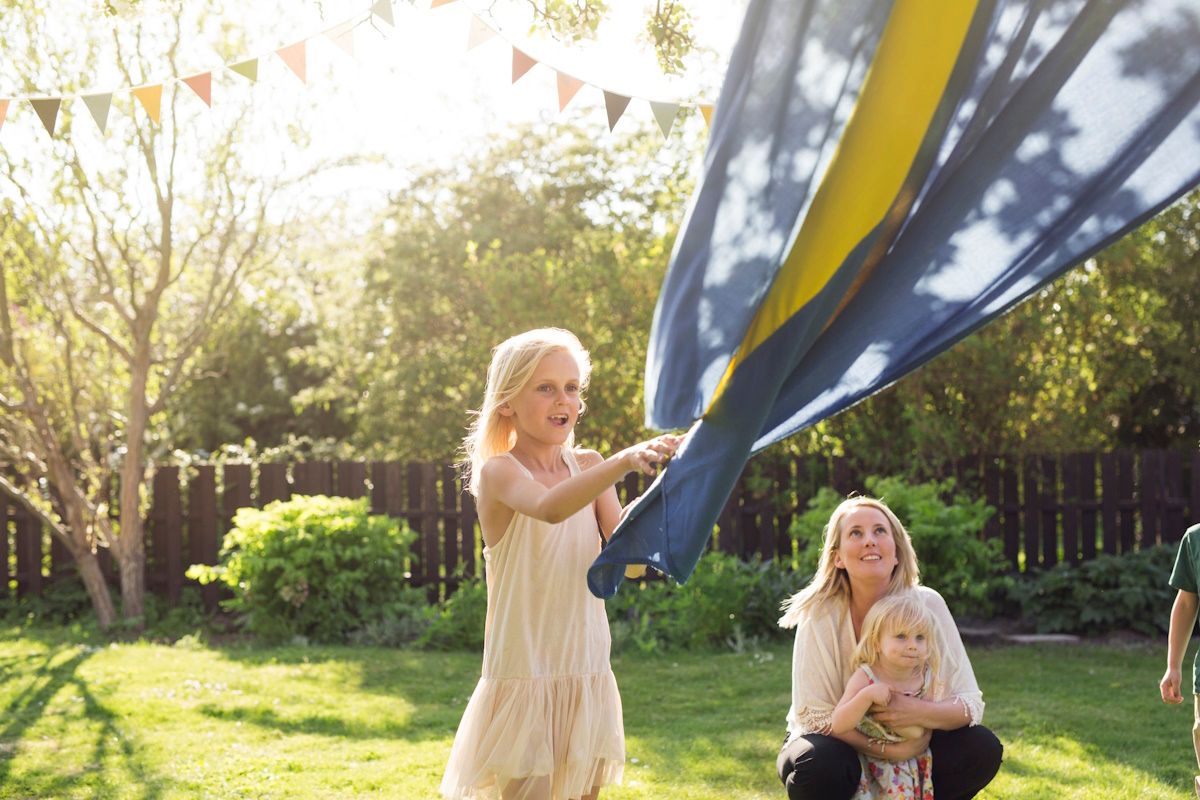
[312,121,703,460]
[0,7,319,628]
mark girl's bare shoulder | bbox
[573,448,605,469]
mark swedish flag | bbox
[589,0,1200,598]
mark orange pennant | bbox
[603,91,631,131]
[556,72,583,112]
[277,41,307,84]
[133,84,162,123]
[512,48,536,83]
[326,23,355,57]
[0,99,9,132]
[183,73,212,106]
[699,104,714,128]
[467,15,496,50]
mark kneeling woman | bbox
[776,497,1003,800]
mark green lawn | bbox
[0,627,1195,799]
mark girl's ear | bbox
[498,403,514,418]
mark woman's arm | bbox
[830,669,889,735]
[830,727,932,762]
[869,693,971,731]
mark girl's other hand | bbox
[882,729,932,761]
[1161,667,1184,704]
[621,434,682,476]
[866,683,891,707]
[869,692,927,729]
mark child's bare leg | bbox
[501,776,550,800]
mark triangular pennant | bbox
[603,91,631,131]
[277,41,307,84]
[0,100,9,132]
[82,93,112,132]
[183,73,212,107]
[372,0,394,26]
[556,72,583,112]
[431,0,457,6]
[326,23,355,57]
[649,101,679,138]
[467,15,496,50]
[133,84,162,123]
[30,98,61,136]
[512,48,537,83]
[230,59,258,82]
[699,103,714,128]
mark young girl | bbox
[830,591,943,800]
[440,328,679,800]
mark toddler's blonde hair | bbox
[461,328,591,496]
[852,591,941,686]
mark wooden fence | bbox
[2,449,1198,607]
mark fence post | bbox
[1117,451,1135,553]
[1001,457,1019,570]
[336,461,367,499]
[0,500,9,599]
[1062,453,1079,566]
[441,464,460,593]
[1100,452,1118,555]
[259,463,289,504]
[1022,456,1040,571]
[1039,456,1058,569]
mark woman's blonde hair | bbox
[851,591,941,685]
[778,496,919,628]
[461,328,591,496]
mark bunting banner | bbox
[0,0,714,142]
[587,0,1200,598]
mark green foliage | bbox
[417,579,488,651]
[606,552,801,653]
[1008,544,1178,636]
[187,495,418,643]
[788,475,1011,617]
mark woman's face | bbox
[833,506,899,584]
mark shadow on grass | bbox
[0,643,170,800]
[203,644,483,744]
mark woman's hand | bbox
[870,692,933,730]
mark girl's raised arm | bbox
[829,668,888,735]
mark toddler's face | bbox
[880,624,929,671]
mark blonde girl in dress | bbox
[830,591,942,800]
[441,328,680,800]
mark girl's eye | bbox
[915,634,926,641]
[895,633,906,640]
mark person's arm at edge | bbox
[1161,589,1198,704]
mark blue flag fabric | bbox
[588,0,1200,598]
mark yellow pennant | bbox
[133,84,162,123]
[698,104,714,128]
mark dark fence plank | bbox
[1,500,9,598]
[1062,453,1080,566]
[337,461,367,499]
[259,463,289,504]
[1022,456,1040,570]
[1141,450,1163,547]
[1001,457,1019,570]
[441,464,461,588]
[293,461,333,496]
[1101,452,1118,555]
[151,467,183,604]
[1080,452,1098,561]
[1040,456,1058,569]
[14,505,42,597]
[1118,451,1135,553]
[1165,449,1185,541]
[189,466,219,610]
[983,456,1000,543]
[460,486,478,580]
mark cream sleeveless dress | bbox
[440,447,625,800]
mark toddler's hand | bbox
[867,683,891,707]
[1161,667,1184,705]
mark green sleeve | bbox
[1170,528,1199,593]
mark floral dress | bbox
[852,664,934,800]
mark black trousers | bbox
[776,726,1003,800]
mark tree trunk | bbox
[74,547,117,630]
[115,535,146,622]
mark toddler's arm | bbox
[830,669,890,735]
[1161,589,1198,705]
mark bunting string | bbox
[0,0,715,140]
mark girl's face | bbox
[833,506,899,584]
[500,349,582,446]
[879,623,930,671]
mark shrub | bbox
[788,475,1010,617]
[606,552,804,653]
[187,495,418,643]
[418,578,487,651]
[1008,543,1177,636]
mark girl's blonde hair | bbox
[461,328,591,496]
[851,591,941,685]
[778,496,919,628]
